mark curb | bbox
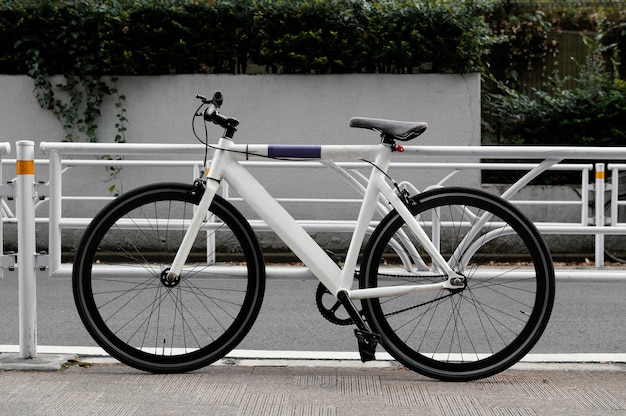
[1,345,625,372]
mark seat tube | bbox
[340,145,392,289]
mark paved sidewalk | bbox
[0,354,624,415]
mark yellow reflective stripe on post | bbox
[16,160,35,175]
[596,170,605,179]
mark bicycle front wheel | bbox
[360,188,555,381]
[73,183,265,373]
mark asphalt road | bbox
[0,273,624,354]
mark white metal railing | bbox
[0,142,11,275]
[4,140,626,358]
[607,164,626,227]
[5,142,626,272]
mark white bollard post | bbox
[595,163,605,268]
[16,140,37,359]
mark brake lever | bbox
[194,93,219,118]
[195,94,209,104]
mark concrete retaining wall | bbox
[1,73,482,254]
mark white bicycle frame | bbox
[167,135,464,299]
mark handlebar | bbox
[196,91,239,137]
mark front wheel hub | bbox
[160,268,180,287]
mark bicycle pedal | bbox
[354,329,381,363]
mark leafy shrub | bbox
[483,28,626,147]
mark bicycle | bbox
[72,92,555,381]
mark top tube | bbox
[227,143,384,162]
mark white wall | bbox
[0,74,481,252]
[1,73,482,194]
[1,73,480,148]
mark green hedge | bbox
[0,0,493,75]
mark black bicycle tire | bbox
[360,187,555,381]
[73,182,265,373]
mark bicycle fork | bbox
[165,177,221,283]
[165,145,229,283]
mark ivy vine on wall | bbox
[6,1,129,192]
[13,1,127,144]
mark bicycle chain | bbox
[383,292,458,318]
[315,271,457,325]
[374,271,459,318]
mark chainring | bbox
[315,283,354,326]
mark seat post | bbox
[381,133,396,146]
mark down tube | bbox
[223,160,343,294]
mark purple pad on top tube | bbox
[268,145,322,159]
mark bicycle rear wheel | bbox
[73,183,265,373]
[360,188,554,381]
